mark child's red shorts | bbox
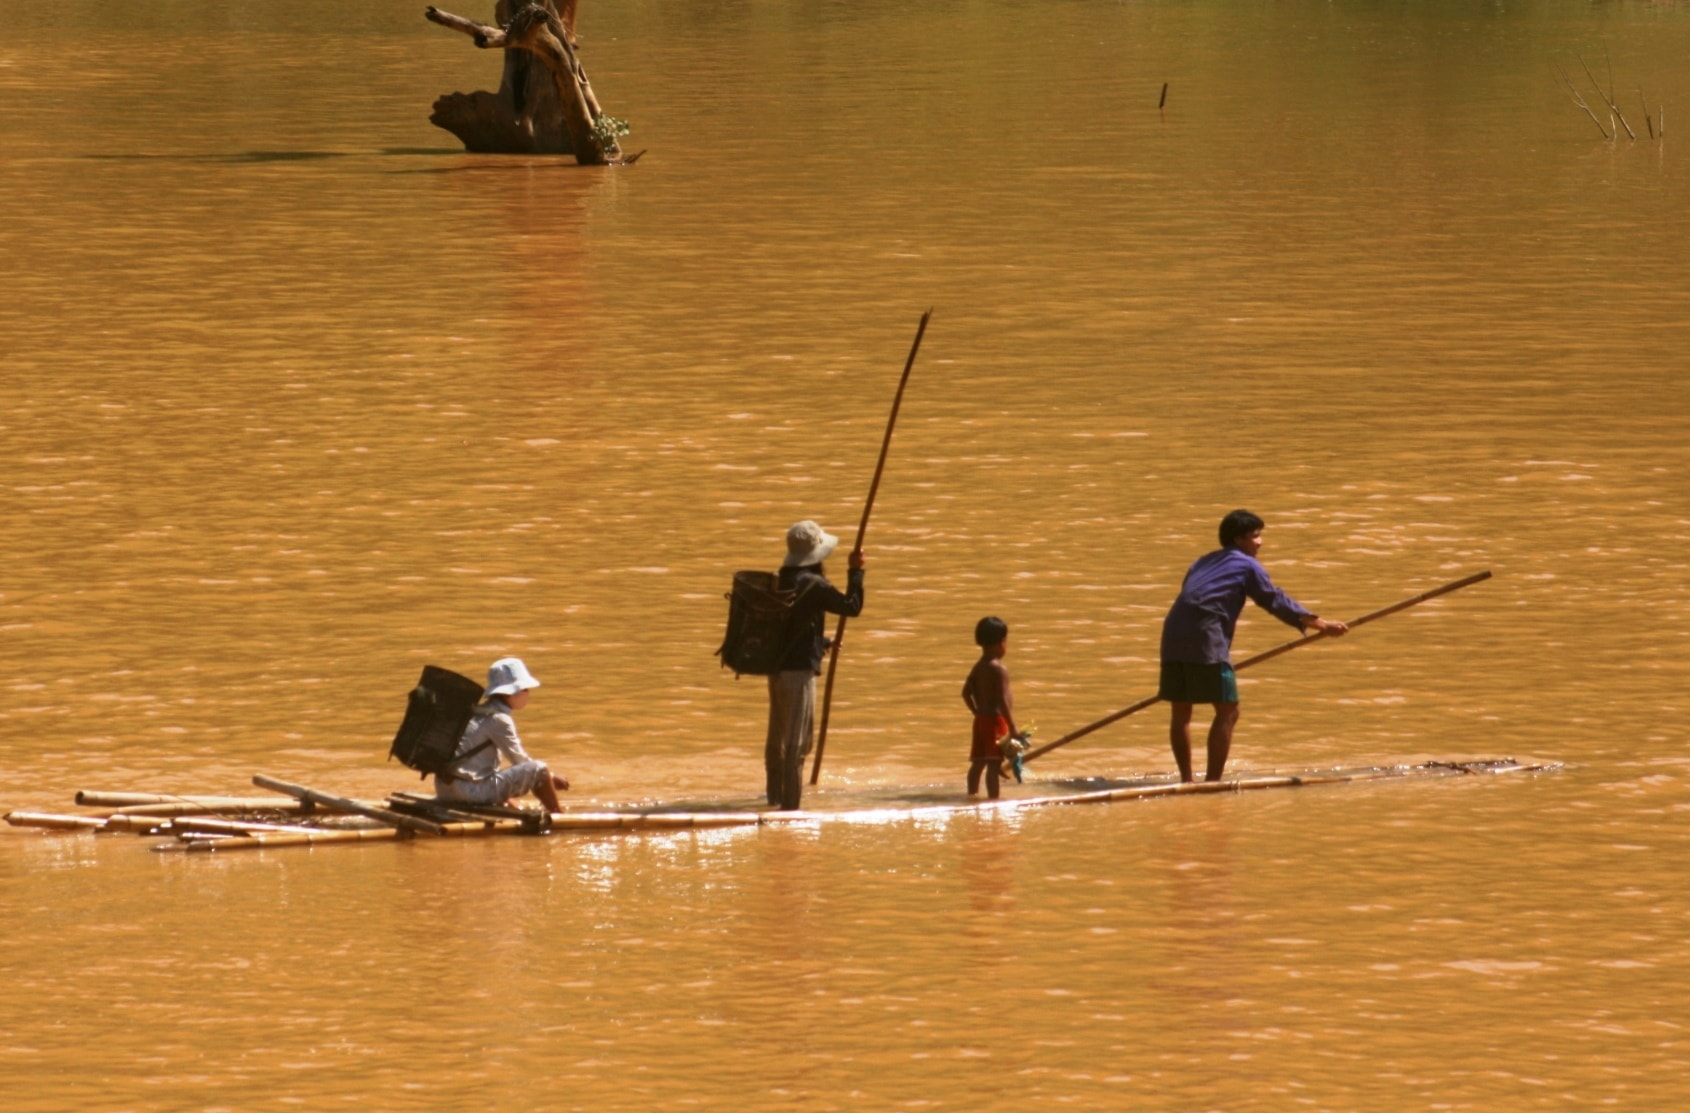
[971,714,1008,763]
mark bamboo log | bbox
[437,819,527,836]
[388,791,544,825]
[108,801,315,819]
[101,814,171,834]
[167,817,329,837]
[156,827,404,853]
[547,812,763,830]
[76,792,303,811]
[103,810,367,834]
[4,811,109,831]
[155,818,526,853]
[77,791,179,807]
[387,799,503,826]
[252,775,446,836]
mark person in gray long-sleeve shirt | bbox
[1158,510,1348,783]
[766,519,865,810]
[435,657,569,812]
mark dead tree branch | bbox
[1578,52,1636,139]
[1557,64,1610,139]
[425,2,626,164]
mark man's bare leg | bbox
[1205,702,1240,782]
[1169,702,1196,782]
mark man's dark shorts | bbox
[1158,661,1239,705]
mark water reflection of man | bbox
[1158,510,1348,782]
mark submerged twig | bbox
[1639,89,1655,139]
[1557,64,1610,138]
[1578,52,1636,139]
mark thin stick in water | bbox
[1557,64,1610,139]
[1579,52,1635,139]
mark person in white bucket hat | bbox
[764,520,865,810]
[433,656,569,811]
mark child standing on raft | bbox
[961,616,1023,800]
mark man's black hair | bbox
[1219,509,1265,548]
[974,615,1009,647]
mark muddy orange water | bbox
[2,2,1687,1109]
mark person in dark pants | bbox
[766,519,865,810]
[1159,510,1348,783]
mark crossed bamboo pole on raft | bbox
[1022,569,1494,765]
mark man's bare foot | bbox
[552,774,570,792]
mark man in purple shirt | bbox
[1159,509,1348,783]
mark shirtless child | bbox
[961,616,1022,800]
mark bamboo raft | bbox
[1,759,1558,853]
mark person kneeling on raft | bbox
[434,656,569,812]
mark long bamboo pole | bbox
[4,811,109,831]
[252,774,446,836]
[166,817,332,837]
[1022,569,1493,765]
[547,812,763,830]
[809,309,933,786]
[108,801,318,818]
[75,791,302,810]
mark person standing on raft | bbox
[961,616,1022,801]
[767,519,865,811]
[435,657,569,812]
[1159,510,1348,783]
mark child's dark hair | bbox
[974,615,1009,647]
[1219,509,1265,548]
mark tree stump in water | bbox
[425,0,631,165]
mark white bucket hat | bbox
[783,519,839,568]
[486,657,541,697]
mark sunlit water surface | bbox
[2,1,1687,1109]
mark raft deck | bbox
[2,759,1559,852]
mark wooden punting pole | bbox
[1023,570,1495,764]
[810,309,932,786]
